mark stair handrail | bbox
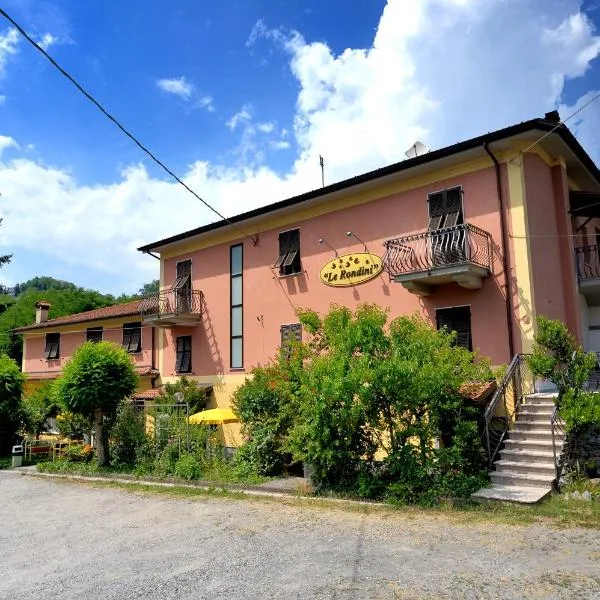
[550,403,566,491]
[483,353,533,466]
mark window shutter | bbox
[176,336,192,373]
[436,307,472,351]
[129,328,141,353]
[44,333,60,359]
[443,187,463,228]
[281,324,302,358]
[428,193,444,230]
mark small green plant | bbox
[153,443,180,477]
[174,453,202,480]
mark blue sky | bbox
[1,0,600,296]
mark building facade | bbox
[15,114,600,448]
[133,114,600,444]
[15,300,159,394]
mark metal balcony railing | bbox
[139,288,203,320]
[382,223,492,278]
[575,245,600,280]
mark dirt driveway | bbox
[1,470,599,600]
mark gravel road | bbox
[1,470,599,600]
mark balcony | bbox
[382,223,492,296]
[139,287,203,326]
[575,245,600,305]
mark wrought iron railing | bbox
[382,223,492,278]
[483,354,536,466]
[575,245,600,280]
[139,288,203,320]
[551,403,567,491]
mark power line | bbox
[509,91,600,164]
[0,8,258,246]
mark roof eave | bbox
[137,118,600,253]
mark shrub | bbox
[153,443,180,477]
[56,411,90,440]
[0,353,25,454]
[109,401,148,468]
[21,382,61,439]
[174,453,202,480]
[527,316,596,398]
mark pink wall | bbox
[23,322,155,377]
[161,165,514,375]
[523,154,569,323]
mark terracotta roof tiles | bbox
[14,300,141,332]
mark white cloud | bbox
[156,76,194,99]
[0,136,18,156]
[195,96,215,112]
[1,0,600,293]
[0,95,6,106]
[0,28,19,77]
[257,122,275,133]
[226,105,252,130]
[38,33,58,51]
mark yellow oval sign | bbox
[319,252,383,287]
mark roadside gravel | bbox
[1,470,599,600]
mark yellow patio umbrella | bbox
[188,407,239,425]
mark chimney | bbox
[544,110,561,124]
[35,300,51,324]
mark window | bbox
[122,322,142,353]
[86,327,103,343]
[281,323,302,359]
[274,228,301,276]
[230,244,243,368]
[427,187,463,230]
[44,333,60,359]
[174,259,192,313]
[436,306,472,351]
[175,336,192,373]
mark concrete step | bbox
[500,448,555,463]
[494,460,556,477]
[509,429,564,442]
[503,438,558,453]
[513,422,556,432]
[519,405,555,415]
[472,485,551,504]
[490,471,554,489]
[517,412,553,422]
[524,393,558,401]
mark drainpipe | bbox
[484,142,516,359]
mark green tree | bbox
[22,382,61,439]
[288,306,490,494]
[0,286,117,363]
[137,280,159,297]
[0,218,11,270]
[161,376,210,413]
[0,353,25,454]
[53,341,138,466]
[527,316,596,399]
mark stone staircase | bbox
[473,393,563,504]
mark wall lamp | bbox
[318,237,338,257]
[346,231,368,252]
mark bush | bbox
[56,411,90,440]
[527,316,596,398]
[153,443,180,477]
[109,402,148,468]
[559,390,600,433]
[174,453,202,480]
[0,353,25,454]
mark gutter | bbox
[484,142,516,359]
